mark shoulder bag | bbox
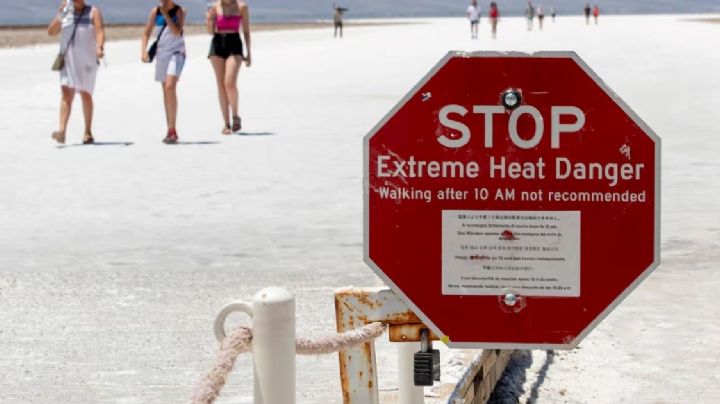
[51,6,85,71]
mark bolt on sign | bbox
[364,51,660,349]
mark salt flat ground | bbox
[0,14,719,403]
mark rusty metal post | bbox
[335,287,436,403]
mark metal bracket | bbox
[335,287,436,403]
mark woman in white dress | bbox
[47,0,105,144]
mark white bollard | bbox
[398,342,425,404]
[252,287,296,404]
[215,287,296,404]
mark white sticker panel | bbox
[442,210,580,297]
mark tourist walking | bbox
[47,0,105,145]
[466,0,480,39]
[141,0,186,144]
[537,5,545,30]
[489,2,500,39]
[584,3,591,25]
[206,0,252,134]
[593,5,600,25]
[333,4,348,38]
[525,1,535,31]
[550,6,556,23]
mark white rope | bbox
[191,326,253,404]
[296,322,385,355]
[191,322,386,404]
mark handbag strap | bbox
[154,5,183,41]
[154,7,168,43]
[61,5,88,56]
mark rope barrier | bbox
[192,326,253,404]
[296,321,385,355]
[191,322,386,404]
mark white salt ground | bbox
[0,14,719,403]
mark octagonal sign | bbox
[364,52,660,349]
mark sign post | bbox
[364,51,660,349]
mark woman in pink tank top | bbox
[206,0,252,134]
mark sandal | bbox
[83,132,95,145]
[51,131,66,144]
[232,116,241,132]
[222,123,232,135]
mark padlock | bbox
[413,329,440,386]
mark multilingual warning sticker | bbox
[442,210,581,297]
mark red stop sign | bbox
[364,52,660,348]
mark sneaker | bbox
[163,128,178,144]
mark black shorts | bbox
[208,33,244,59]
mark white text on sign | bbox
[376,156,644,187]
[438,104,584,149]
[375,103,645,187]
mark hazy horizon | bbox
[3,0,720,26]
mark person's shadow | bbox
[233,132,275,136]
[55,133,277,148]
[174,141,221,145]
[56,141,134,148]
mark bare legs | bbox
[58,86,74,136]
[158,75,180,144]
[53,86,93,144]
[210,56,229,133]
[162,75,179,130]
[80,91,93,134]
[225,55,242,130]
[211,55,243,134]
